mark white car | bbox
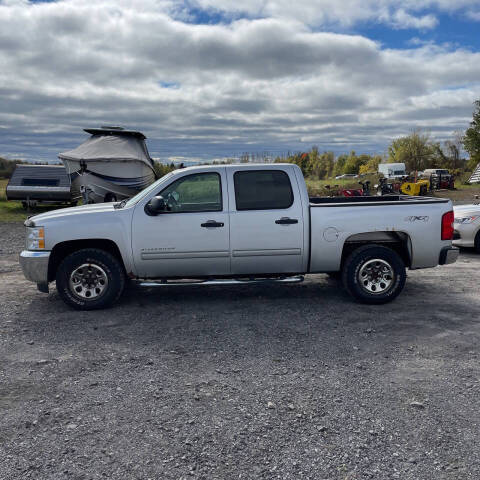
[335,174,358,180]
[453,204,480,252]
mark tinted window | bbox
[159,172,222,213]
[22,178,59,187]
[234,170,293,210]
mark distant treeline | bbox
[274,149,382,179]
[153,161,177,178]
[0,157,27,179]
[0,145,473,183]
[272,130,477,180]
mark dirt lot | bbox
[1,222,480,480]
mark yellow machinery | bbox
[400,179,430,196]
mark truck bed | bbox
[309,195,449,206]
[308,193,453,273]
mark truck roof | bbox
[173,163,293,172]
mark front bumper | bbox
[439,246,459,265]
[19,251,51,288]
[452,222,479,248]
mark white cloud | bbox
[389,9,438,29]
[0,0,479,161]
[188,0,479,29]
[467,9,480,20]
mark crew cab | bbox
[19,164,458,310]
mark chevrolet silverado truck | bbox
[19,164,459,310]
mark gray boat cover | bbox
[58,134,154,169]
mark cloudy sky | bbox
[1,0,480,163]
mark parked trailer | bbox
[378,163,406,178]
[6,164,80,208]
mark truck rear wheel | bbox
[342,245,406,304]
[56,248,125,310]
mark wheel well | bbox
[341,232,411,268]
[474,229,480,250]
[48,239,125,282]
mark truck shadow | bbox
[20,269,480,354]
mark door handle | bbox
[275,217,298,225]
[201,220,224,228]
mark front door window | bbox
[160,172,222,213]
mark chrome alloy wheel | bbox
[69,263,108,300]
[358,258,394,294]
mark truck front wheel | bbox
[342,245,406,304]
[56,248,125,310]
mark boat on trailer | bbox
[58,126,157,203]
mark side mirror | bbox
[145,195,166,216]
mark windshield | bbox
[122,172,175,208]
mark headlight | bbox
[454,215,480,225]
[26,227,45,250]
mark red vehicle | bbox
[340,181,371,197]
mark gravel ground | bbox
[1,221,480,479]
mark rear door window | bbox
[234,170,293,210]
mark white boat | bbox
[58,127,157,203]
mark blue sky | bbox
[355,12,480,50]
[1,0,480,163]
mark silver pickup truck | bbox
[20,164,458,310]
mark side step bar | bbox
[139,276,304,288]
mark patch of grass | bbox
[432,187,480,203]
[305,175,379,196]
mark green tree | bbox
[343,151,369,175]
[153,161,176,178]
[307,147,320,177]
[388,130,435,172]
[0,157,26,178]
[444,131,464,170]
[308,148,334,179]
[334,154,348,177]
[359,155,383,175]
[464,100,480,171]
[322,151,335,179]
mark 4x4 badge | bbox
[405,216,429,222]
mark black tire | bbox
[475,231,480,253]
[104,193,117,203]
[56,248,125,310]
[342,245,406,304]
[326,272,342,282]
[420,185,427,196]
